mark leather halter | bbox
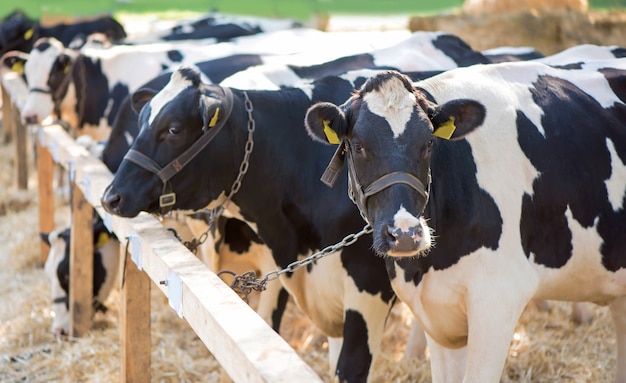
[123,86,235,215]
[321,139,430,224]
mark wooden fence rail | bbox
[1,71,323,383]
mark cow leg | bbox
[610,297,626,383]
[334,297,392,382]
[403,320,427,360]
[426,334,466,383]
[327,337,342,379]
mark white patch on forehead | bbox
[147,71,195,126]
[362,76,416,138]
[393,206,420,232]
[605,138,626,211]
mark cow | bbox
[0,36,230,140]
[127,12,302,43]
[0,10,126,55]
[303,61,626,382]
[40,214,120,336]
[99,66,434,382]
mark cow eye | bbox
[168,124,182,135]
[353,143,364,154]
[427,140,434,149]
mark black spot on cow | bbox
[551,62,584,70]
[336,310,372,382]
[72,55,109,127]
[611,47,626,58]
[421,138,503,270]
[107,83,130,128]
[518,74,624,269]
[167,50,183,63]
[431,34,490,67]
[290,54,380,79]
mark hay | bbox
[0,124,616,382]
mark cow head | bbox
[9,37,76,125]
[0,10,37,55]
[305,70,485,257]
[101,67,233,217]
[41,217,119,336]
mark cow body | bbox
[305,61,626,382]
[127,12,301,43]
[41,216,120,335]
[0,11,125,55]
[100,67,409,382]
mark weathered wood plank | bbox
[12,104,28,189]
[69,184,94,338]
[120,243,151,383]
[37,124,323,383]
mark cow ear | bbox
[200,93,222,131]
[131,88,157,114]
[305,102,348,145]
[1,51,29,74]
[431,99,485,140]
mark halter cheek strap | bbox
[321,139,430,224]
[123,86,235,215]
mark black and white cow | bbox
[127,12,302,43]
[304,60,626,382]
[41,215,120,335]
[0,36,225,140]
[0,10,126,55]
[100,67,424,382]
[102,31,488,173]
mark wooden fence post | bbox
[37,133,54,263]
[120,241,151,383]
[1,85,13,144]
[69,180,94,337]
[12,100,28,189]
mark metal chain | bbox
[169,90,256,252]
[213,223,372,300]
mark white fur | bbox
[363,75,417,138]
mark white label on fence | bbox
[129,231,143,270]
[102,212,113,233]
[167,270,183,318]
[49,142,59,163]
[37,127,44,146]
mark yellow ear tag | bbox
[208,107,220,128]
[24,28,34,40]
[433,116,457,140]
[11,61,24,74]
[95,232,109,248]
[323,119,340,144]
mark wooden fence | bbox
[1,70,323,383]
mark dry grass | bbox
[0,126,616,382]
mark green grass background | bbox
[2,0,626,22]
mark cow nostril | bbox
[385,225,399,241]
[102,188,121,212]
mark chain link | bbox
[262,223,372,282]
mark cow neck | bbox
[123,87,254,218]
[29,50,77,116]
[321,139,430,225]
